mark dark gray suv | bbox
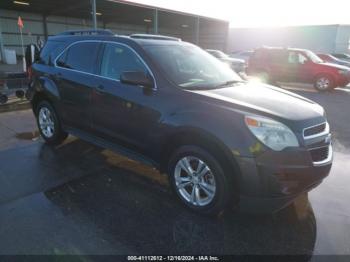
[26,30,332,215]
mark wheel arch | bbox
[314,72,336,83]
[313,72,336,90]
[32,91,52,113]
[31,76,60,112]
[159,128,242,188]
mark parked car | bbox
[247,47,350,91]
[317,54,350,68]
[206,49,245,73]
[229,50,253,63]
[331,53,350,62]
[27,30,332,215]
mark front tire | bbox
[314,74,335,91]
[168,145,234,216]
[36,100,68,145]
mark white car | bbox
[206,49,245,73]
[229,50,253,63]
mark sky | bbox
[125,0,350,28]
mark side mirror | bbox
[120,71,154,89]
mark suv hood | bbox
[189,83,325,124]
[320,62,350,70]
[221,57,245,64]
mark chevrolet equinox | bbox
[26,30,333,215]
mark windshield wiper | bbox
[183,80,245,90]
[215,80,245,88]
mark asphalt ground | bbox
[0,84,349,259]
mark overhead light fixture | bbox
[181,24,189,28]
[144,19,152,23]
[13,1,30,5]
[90,12,102,16]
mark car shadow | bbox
[39,138,317,257]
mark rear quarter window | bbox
[56,42,100,74]
[39,40,66,65]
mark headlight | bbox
[245,116,299,151]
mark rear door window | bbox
[56,42,100,74]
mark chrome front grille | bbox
[303,122,329,139]
[303,122,332,165]
[304,123,326,137]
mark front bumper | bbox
[235,144,332,213]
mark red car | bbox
[247,47,350,91]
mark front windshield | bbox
[305,50,323,63]
[144,44,242,89]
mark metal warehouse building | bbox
[228,24,350,54]
[0,0,229,56]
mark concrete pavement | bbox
[0,86,349,256]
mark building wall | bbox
[335,25,350,53]
[199,20,228,51]
[228,25,350,54]
[0,9,45,55]
[0,8,229,56]
[0,9,147,55]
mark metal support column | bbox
[153,8,158,34]
[91,0,97,30]
[223,22,229,52]
[0,23,5,62]
[195,17,200,45]
[43,14,48,41]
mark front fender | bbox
[161,108,258,158]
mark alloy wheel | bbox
[38,107,55,138]
[316,77,331,90]
[174,156,216,207]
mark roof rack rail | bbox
[130,34,181,41]
[57,29,114,36]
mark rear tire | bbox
[15,90,25,99]
[314,74,335,91]
[36,100,68,145]
[168,145,235,216]
[0,94,8,104]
